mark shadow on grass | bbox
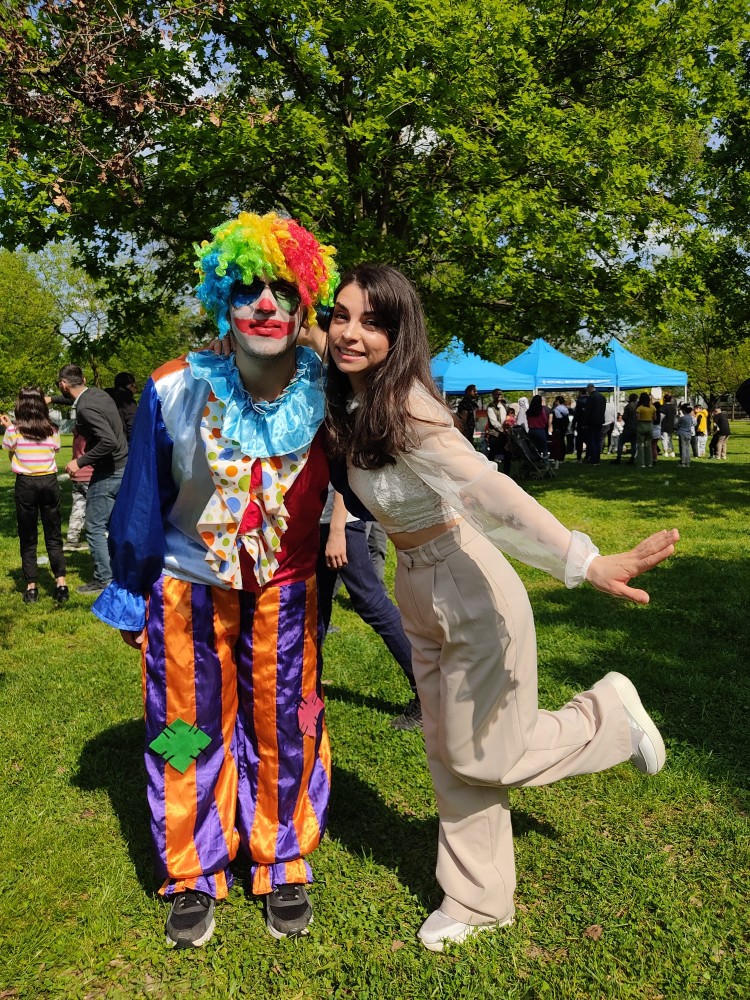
[532,452,750,521]
[326,765,559,910]
[73,719,441,904]
[531,551,750,793]
[73,722,560,909]
[323,683,408,717]
[328,764,438,907]
[75,718,155,894]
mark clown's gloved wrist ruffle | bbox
[92,582,146,632]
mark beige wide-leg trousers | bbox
[394,519,632,925]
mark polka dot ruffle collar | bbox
[197,393,309,588]
[186,347,325,459]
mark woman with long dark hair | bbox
[525,393,550,458]
[550,394,570,463]
[1,387,68,603]
[325,264,678,951]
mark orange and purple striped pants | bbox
[143,574,331,899]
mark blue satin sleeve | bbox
[93,379,177,630]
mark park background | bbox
[1,435,748,998]
[1,1,749,997]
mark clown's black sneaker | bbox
[165,890,215,949]
[390,696,423,731]
[265,884,313,939]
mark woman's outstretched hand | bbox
[585,528,679,605]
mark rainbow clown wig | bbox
[194,211,338,339]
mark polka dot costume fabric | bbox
[196,391,310,588]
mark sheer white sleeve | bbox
[400,387,599,587]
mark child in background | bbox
[1,388,68,603]
[609,413,624,454]
[64,427,93,550]
[676,404,696,467]
[692,406,708,458]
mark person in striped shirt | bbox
[1,387,68,603]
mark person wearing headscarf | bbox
[515,396,529,431]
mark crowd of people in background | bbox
[0,370,738,611]
[451,384,733,471]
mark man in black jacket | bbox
[571,389,589,461]
[584,383,607,464]
[456,384,479,443]
[660,393,677,457]
[105,372,138,442]
[58,364,128,593]
[710,406,731,460]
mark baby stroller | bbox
[510,426,556,480]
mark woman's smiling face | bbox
[327,282,391,391]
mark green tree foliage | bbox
[97,306,205,389]
[30,241,203,386]
[649,233,750,347]
[0,249,63,406]
[703,42,750,239]
[628,299,750,406]
[2,1,749,351]
[32,242,111,385]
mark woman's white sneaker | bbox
[417,909,513,952]
[603,671,666,775]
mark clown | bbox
[93,212,338,948]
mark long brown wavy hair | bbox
[13,387,57,441]
[325,264,447,469]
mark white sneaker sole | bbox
[266,913,313,940]
[418,914,513,952]
[165,915,215,949]
[603,671,666,774]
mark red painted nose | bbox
[256,292,276,312]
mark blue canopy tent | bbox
[586,339,687,390]
[586,339,688,411]
[502,338,612,389]
[431,339,534,393]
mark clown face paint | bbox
[229,279,303,359]
[230,279,302,315]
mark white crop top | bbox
[348,452,459,533]
[347,384,600,589]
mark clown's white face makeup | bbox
[229,279,303,361]
[328,283,390,393]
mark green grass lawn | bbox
[1,430,748,999]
